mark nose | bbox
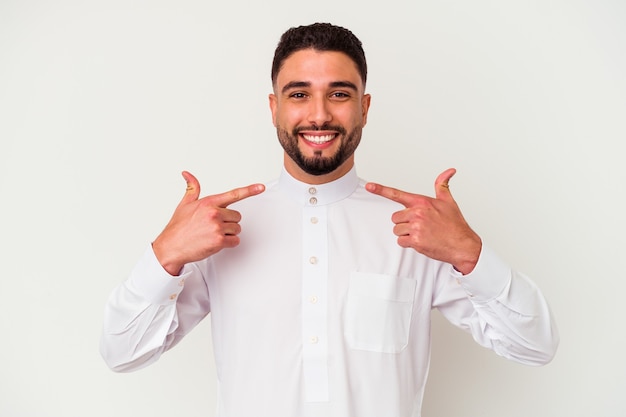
[307,96,332,127]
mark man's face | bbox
[269,49,371,184]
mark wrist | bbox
[152,239,184,276]
[452,235,482,275]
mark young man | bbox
[101,23,558,417]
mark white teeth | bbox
[302,134,335,144]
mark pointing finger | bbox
[435,168,456,200]
[365,182,415,207]
[210,183,266,208]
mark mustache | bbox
[293,124,347,135]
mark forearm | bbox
[100,246,209,372]
[100,284,179,372]
[438,245,559,365]
[466,270,558,365]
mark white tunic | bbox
[101,167,558,417]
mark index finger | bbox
[209,183,266,208]
[365,182,415,207]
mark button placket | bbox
[301,202,329,402]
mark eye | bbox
[289,92,308,99]
[330,91,351,100]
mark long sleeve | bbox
[100,246,211,372]
[433,244,559,365]
[99,171,560,416]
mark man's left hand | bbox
[365,168,482,275]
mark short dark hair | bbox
[271,23,367,86]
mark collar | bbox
[278,166,359,206]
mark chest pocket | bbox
[344,272,417,353]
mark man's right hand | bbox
[152,171,265,275]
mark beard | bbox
[276,123,363,176]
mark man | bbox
[101,23,558,417]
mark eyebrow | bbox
[329,81,359,91]
[281,80,359,94]
[281,81,310,94]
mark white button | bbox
[309,256,318,265]
[455,278,461,285]
[309,296,318,304]
[310,336,319,344]
[178,279,185,287]
[308,187,317,195]
[309,197,318,205]
[310,217,318,224]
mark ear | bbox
[361,93,371,126]
[268,93,278,127]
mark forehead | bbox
[275,49,363,90]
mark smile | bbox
[301,133,337,144]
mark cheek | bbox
[337,108,365,128]
[275,107,305,128]
[340,101,365,118]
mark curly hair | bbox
[271,23,367,86]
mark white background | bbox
[1,0,625,416]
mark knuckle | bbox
[229,188,242,201]
[206,207,221,220]
[210,234,225,248]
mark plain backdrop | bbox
[1,1,625,416]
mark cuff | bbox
[126,245,189,305]
[451,244,512,303]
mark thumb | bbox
[435,168,456,200]
[180,171,201,203]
